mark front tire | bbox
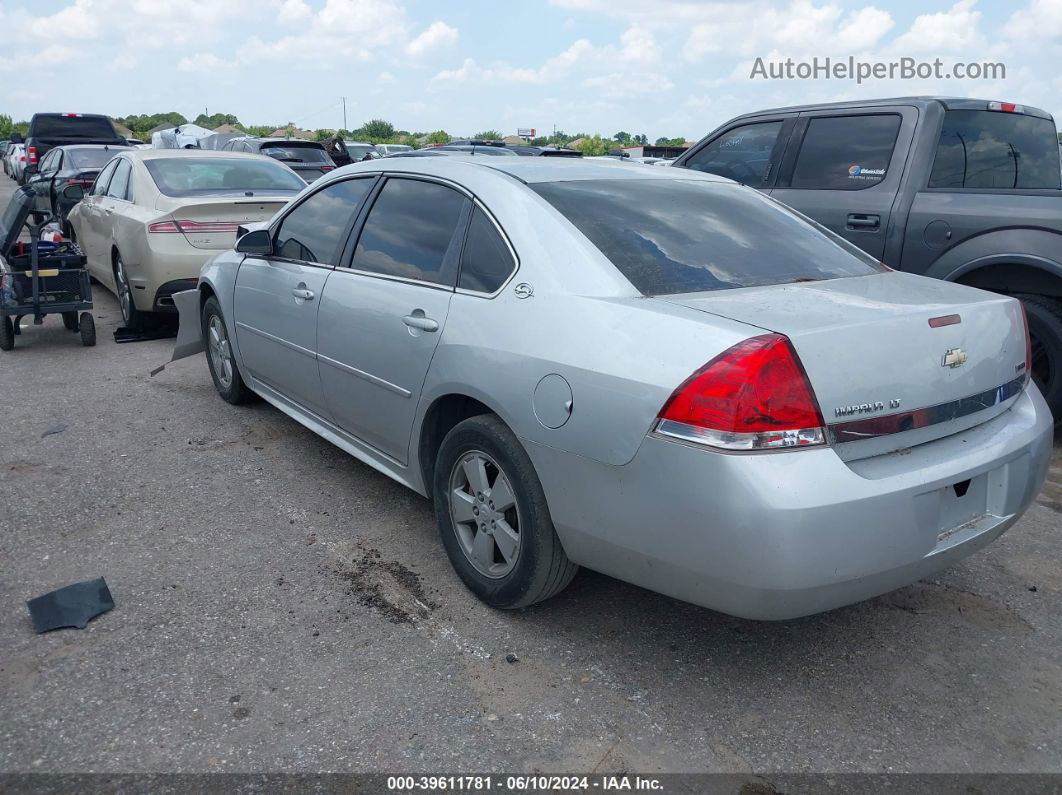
[202,296,253,405]
[1017,294,1062,419]
[433,414,577,609]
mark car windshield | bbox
[144,158,306,196]
[30,115,118,140]
[531,178,886,295]
[261,144,329,163]
[68,148,124,170]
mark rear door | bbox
[233,176,376,419]
[676,116,795,190]
[771,107,917,262]
[317,176,470,463]
[76,158,118,273]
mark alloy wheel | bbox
[448,450,521,578]
[207,314,234,389]
[115,256,133,325]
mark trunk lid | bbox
[660,272,1028,461]
[153,195,292,250]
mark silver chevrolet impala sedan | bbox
[188,157,1053,620]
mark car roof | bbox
[331,156,732,185]
[120,149,284,163]
[731,95,1053,121]
[53,143,131,151]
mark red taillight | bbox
[66,178,94,189]
[27,146,38,164]
[148,220,240,234]
[1020,302,1032,384]
[656,334,826,451]
[321,165,335,171]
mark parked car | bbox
[1,142,11,177]
[6,143,27,182]
[431,144,519,157]
[506,145,582,158]
[185,158,1051,620]
[24,143,132,233]
[221,137,336,183]
[126,138,150,149]
[322,138,381,167]
[376,143,413,156]
[9,113,127,184]
[674,96,1062,418]
[66,150,304,328]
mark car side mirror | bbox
[62,184,85,201]
[10,132,22,144]
[235,228,273,256]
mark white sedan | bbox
[68,150,304,328]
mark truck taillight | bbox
[988,101,1023,113]
[27,146,38,164]
[655,334,826,451]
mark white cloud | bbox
[277,0,312,23]
[406,21,459,57]
[890,0,983,54]
[29,0,99,39]
[1004,0,1062,41]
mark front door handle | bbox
[292,287,315,301]
[402,313,439,332]
[846,213,880,229]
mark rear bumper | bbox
[526,386,1054,620]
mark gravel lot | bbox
[1,176,1061,777]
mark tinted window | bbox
[260,143,330,163]
[91,160,117,196]
[682,122,783,186]
[29,115,119,140]
[352,178,467,285]
[39,149,61,175]
[929,110,1062,190]
[144,158,305,197]
[459,208,515,293]
[344,144,377,159]
[532,179,885,295]
[67,148,123,170]
[105,160,131,200]
[275,178,373,263]
[789,114,900,190]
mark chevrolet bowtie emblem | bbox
[942,348,968,368]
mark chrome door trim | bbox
[235,321,316,359]
[317,352,413,399]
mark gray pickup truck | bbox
[674,96,1062,418]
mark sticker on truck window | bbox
[848,164,886,180]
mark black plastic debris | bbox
[41,424,67,438]
[114,324,177,344]
[26,577,114,633]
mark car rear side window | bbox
[351,178,468,286]
[681,121,784,187]
[929,110,1062,190]
[789,114,901,190]
[91,160,118,196]
[274,178,374,264]
[531,179,885,295]
[459,207,515,293]
[105,159,132,201]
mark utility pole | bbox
[342,97,347,132]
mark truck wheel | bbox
[1017,294,1062,419]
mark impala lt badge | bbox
[942,348,968,368]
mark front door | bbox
[233,176,376,419]
[317,176,469,463]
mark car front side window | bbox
[682,121,785,187]
[91,160,118,197]
[273,177,375,264]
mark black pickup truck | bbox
[9,113,127,185]
[675,97,1062,418]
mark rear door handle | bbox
[846,213,880,229]
[402,314,439,332]
[292,287,315,301]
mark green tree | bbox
[473,130,503,140]
[633,133,648,145]
[613,131,632,144]
[654,136,687,147]
[193,112,241,129]
[426,130,450,145]
[0,114,13,139]
[357,118,395,140]
[572,134,621,157]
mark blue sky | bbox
[1,0,1059,139]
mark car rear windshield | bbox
[531,179,886,295]
[144,158,306,197]
[345,144,376,158]
[29,115,119,140]
[68,148,123,170]
[260,143,329,163]
[929,110,1062,190]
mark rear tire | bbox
[79,313,96,347]
[0,316,13,351]
[202,296,253,405]
[113,252,144,330]
[1017,294,1062,419]
[433,414,577,609]
[62,311,79,331]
